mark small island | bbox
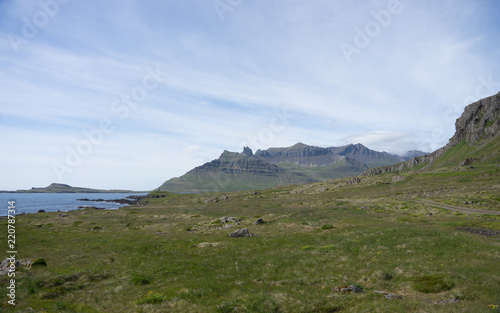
[0,183,148,193]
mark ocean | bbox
[0,193,148,215]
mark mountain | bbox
[363,91,500,175]
[0,183,144,193]
[158,143,427,193]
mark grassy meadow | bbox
[1,158,500,312]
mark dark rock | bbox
[346,177,360,185]
[457,227,500,237]
[37,210,46,213]
[374,290,403,300]
[242,146,253,156]
[254,218,265,225]
[229,228,256,237]
[460,158,476,166]
[333,285,363,294]
[348,285,363,293]
[434,298,460,304]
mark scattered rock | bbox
[254,218,265,225]
[333,285,364,294]
[374,290,403,300]
[435,298,460,304]
[220,216,240,224]
[392,175,406,182]
[147,194,166,198]
[78,206,106,210]
[229,228,257,237]
[426,212,433,216]
[59,214,68,218]
[460,158,476,166]
[346,177,360,185]
[221,195,230,201]
[0,258,41,275]
[155,232,163,235]
[204,197,219,203]
[197,242,223,248]
[361,206,370,210]
[223,224,234,229]
[457,227,500,237]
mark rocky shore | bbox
[77,195,147,206]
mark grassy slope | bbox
[1,158,499,312]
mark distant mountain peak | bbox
[291,142,310,148]
[242,146,253,156]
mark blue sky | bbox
[1,0,499,190]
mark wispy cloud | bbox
[1,0,499,190]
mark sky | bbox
[1,0,499,191]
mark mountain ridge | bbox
[158,143,427,193]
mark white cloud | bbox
[0,0,499,190]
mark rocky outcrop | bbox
[449,91,500,146]
[229,228,257,237]
[362,147,446,175]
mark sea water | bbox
[0,193,148,215]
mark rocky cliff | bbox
[363,92,500,176]
[159,143,427,193]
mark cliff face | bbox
[363,92,500,176]
[159,142,427,192]
[449,92,500,146]
[255,143,420,168]
[158,148,318,192]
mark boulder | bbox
[229,228,257,237]
[333,285,364,294]
[254,218,265,225]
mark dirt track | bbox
[418,199,500,215]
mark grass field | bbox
[1,161,499,312]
